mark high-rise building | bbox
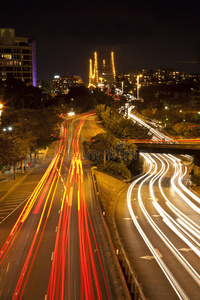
[0,28,37,86]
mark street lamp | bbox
[0,104,3,127]
[137,75,142,100]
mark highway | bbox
[0,113,129,300]
[115,111,200,299]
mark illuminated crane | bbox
[88,51,116,88]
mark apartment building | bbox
[0,28,36,86]
[50,74,83,94]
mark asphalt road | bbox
[0,113,129,300]
[115,152,200,299]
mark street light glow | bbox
[68,111,75,116]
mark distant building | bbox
[0,28,36,86]
[50,74,83,94]
[115,68,200,95]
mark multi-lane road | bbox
[0,113,130,300]
[115,110,200,299]
[1,108,199,299]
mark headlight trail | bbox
[128,110,171,141]
[127,154,190,300]
[127,152,200,297]
[168,154,200,204]
[156,154,200,241]
[125,109,200,298]
[147,155,200,280]
[165,154,200,214]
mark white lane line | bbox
[0,196,29,224]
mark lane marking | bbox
[140,255,155,260]
[178,248,193,252]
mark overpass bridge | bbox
[135,141,200,154]
[129,139,200,173]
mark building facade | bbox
[0,28,37,86]
[50,74,83,94]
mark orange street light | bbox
[137,75,142,100]
[0,104,3,126]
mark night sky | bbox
[1,0,199,83]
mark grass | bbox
[94,169,127,246]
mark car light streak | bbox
[125,110,200,297]
[139,154,200,284]
[165,154,200,214]
[176,159,200,204]
[128,109,171,141]
[157,155,200,239]
[0,151,60,264]
[156,154,200,242]
[127,154,190,299]
[1,114,111,299]
[177,218,200,241]
[12,122,70,299]
[46,114,110,299]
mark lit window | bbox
[2,54,12,59]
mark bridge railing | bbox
[126,139,200,144]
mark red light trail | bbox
[0,113,110,300]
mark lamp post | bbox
[0,104,3,127]
[136,75,142,100]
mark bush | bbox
[98,161,131,180]
[191,174,200,186]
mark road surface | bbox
[115,110,200,299]
[0,113,129,300]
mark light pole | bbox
[0,104,3,127]
[136,74,142,100]
[121,81,124,93]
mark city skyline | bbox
[0,0,199,83]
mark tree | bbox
[65,86,95,113]
[2,78,43,110]
[172,122,188,136]
[103,161,131,180]
[3,108,61,155]
[99,106,151,140]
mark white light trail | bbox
[165,154,200,214]
[127,153,190,299]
